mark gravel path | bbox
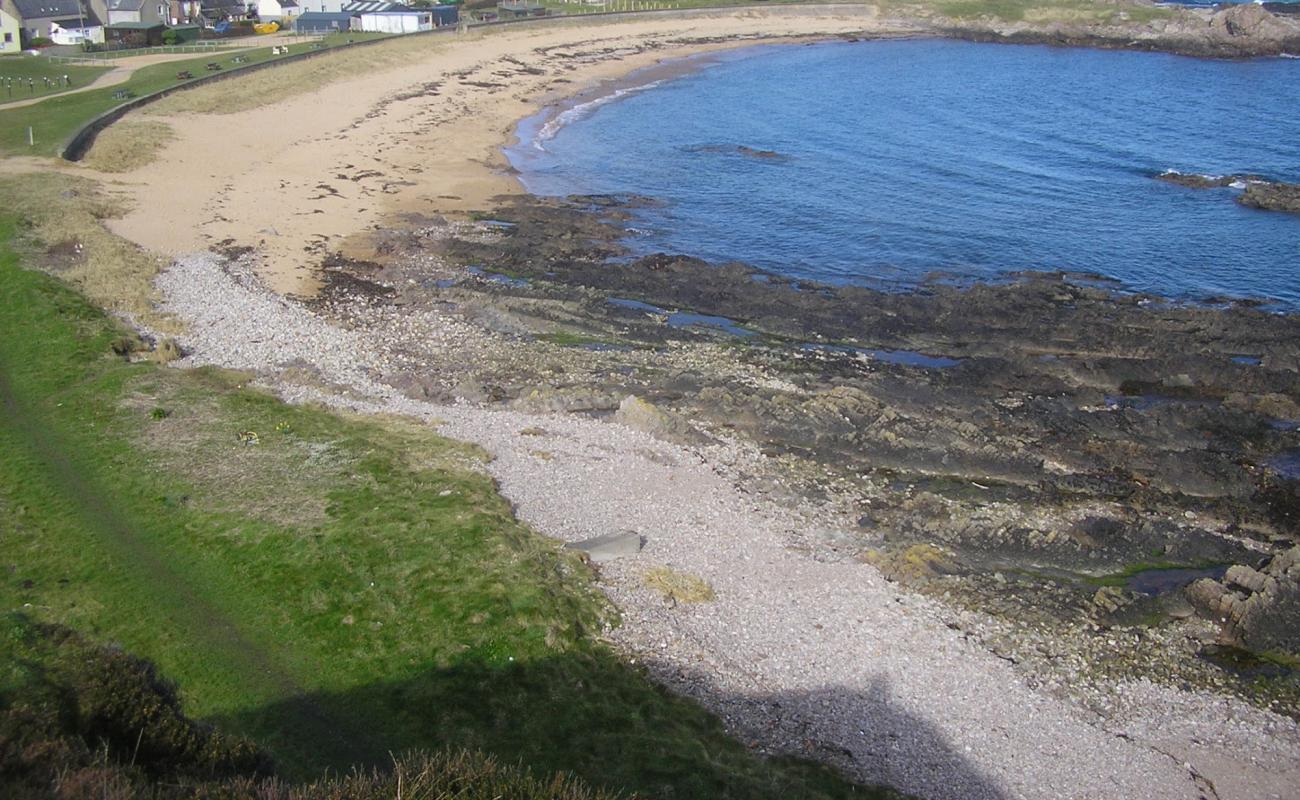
[154,252,1299,800]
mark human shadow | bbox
[211,649,1007,800]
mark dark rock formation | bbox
[1187,546,1300,656]
[1239,181,1300,214]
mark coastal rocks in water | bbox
[1211,2,1298,40]
[1155,171,1300,215]
[1155,171,1254,189]
[684,144,788,162]
[1187,546,1300,656]
[1239,181,1300,214]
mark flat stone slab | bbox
[565,531,643,562]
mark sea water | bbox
[507,40,1300,308]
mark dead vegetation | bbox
[0,172,177,333]
[643,566,716,604]
[144,33,466,116]
[83,119,175,173]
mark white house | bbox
[357,8,428,33]
[255,0,295,20]
[0,0,22,51]
[48,15,103,41]
[294,0,338,12]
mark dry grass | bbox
[643,566,716,604]
[83,120,176,173]
[0,172,178,332]
[145,33,463,116]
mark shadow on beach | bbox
[212,652,1005,800]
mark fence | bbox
[47,42,245,64]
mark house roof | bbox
[295,10,355,20]
[343,0,400,12]
[50,12,102,25]
[106,0,144,11]
[12,0,88,20]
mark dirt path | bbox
[0,47,268,110]
[0,335,378,770]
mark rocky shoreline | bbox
[1157,172,1300,214]
[148,224,1300,797]
[933,1,1300,58]
[306,194,1300,711]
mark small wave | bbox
[533,81,664,151]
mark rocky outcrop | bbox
[1154,172,1300,215]
[1155,172,1251,189]
[1187,546,1300,656]
[939,3,1300,58]
[1239,181,1300,214]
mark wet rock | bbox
[1155,172,1242,189]
[1238,182,1300,214]
[1187,546,1300,656]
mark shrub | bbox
[162,30,179,45]
[0,616,623,800]
[26,36,54,48]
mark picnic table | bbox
[205,62,222,71]
[176,70,194,80]
[111,89,134,100]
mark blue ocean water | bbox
[507,40,1300,308]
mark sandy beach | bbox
[95,7,921,294]
[57,6,1300,799]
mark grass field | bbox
[0,34,392,157]
[0,201,887,797]
[0,55,111,105]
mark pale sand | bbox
[95,7,921,294]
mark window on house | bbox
[3,33,12,43]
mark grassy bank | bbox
[0,205,883,796]
[0,33,383,157]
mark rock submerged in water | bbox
[1186,546,1300,657]
[1155,171,1300,214]
[1238,181,1300,214]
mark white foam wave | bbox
[533,80,664,151]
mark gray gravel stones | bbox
[154,250,1300,800]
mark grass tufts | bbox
[83,119,176,173]
[643,566,716,604]
[0,172,175,332]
